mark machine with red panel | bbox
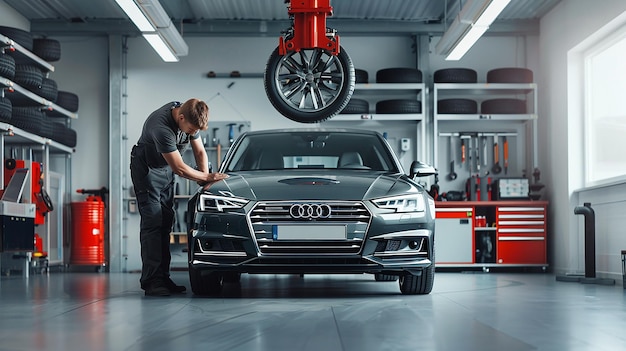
[1,159,53,225]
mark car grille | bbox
[249,201,371,254]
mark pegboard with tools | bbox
[437,131,524,201]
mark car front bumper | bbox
[188,200,434,275]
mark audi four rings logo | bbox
[289,204,332,219]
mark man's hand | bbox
[197,172,229,187]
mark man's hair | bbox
[181,98,209,130]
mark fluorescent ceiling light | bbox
[114,0,188,62]
[114,0,154,32]
[143,33,179,62]
[445,25,489,61]
[435,0,511,61]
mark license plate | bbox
[273,225,346,240]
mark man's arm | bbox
[162,149,227,184]
[189,137,209,173]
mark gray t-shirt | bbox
[136,101,200,168]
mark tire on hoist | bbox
[264,46,355,123]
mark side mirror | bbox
[409,161,437,178]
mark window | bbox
[583,25,626,184]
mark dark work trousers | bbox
[130,145,176,290]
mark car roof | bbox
[239,128,382,137]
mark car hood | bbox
[205,170,421,201]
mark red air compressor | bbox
[1,159,53,225]
[70,187,108,270]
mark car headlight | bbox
[198,193,249,212]
[372,194,426,213]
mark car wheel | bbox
[374,273,398,281]
[189,267,223,296]
[223,272,241,284]
[399,265,434,295]
[264,46,355,123]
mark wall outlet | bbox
[401,138,411,151]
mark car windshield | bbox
[224,131,400,172]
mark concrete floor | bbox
[0,270,624,351]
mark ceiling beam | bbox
[30,18,538,37]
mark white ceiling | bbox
[3,0,561,37]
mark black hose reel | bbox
[556,203,615,285]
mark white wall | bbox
[540,0,626,279]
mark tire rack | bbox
[324,82,427,164]
[1,33,75,272]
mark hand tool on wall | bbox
[447,135,457,180]
[482,136,488,169]
[491,134,502,174]
[461,138,466,167]
[212,127,219,147]
[227,123,236,146]
[475,135,480,174]
[503,136,509,174]
[467,137,472,172]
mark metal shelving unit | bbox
[324,82,428,163]
[1,33,75,270]
[433,82,538,172]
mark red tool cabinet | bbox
[435,201,548,269]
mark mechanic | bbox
[130,98,228,296]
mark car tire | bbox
[437,98,478,114]
[0,97,12,123]
[11,106,44,134]
[13,64,43,88]
[189,267,223,296]
[399,265,434,295]
[374,273,399,281]
[264,46,355,123]
[355,68,368,83]
[376,68,422,83]
[33,38,61,62]
[376,99,422,114]
[481,98,526,114]
[486,67,534,83]
[46,91,79,117]
[340,98,369,114]
[222,272,242,284]
[0,52,16,79]
[434,68,477,83]
[0,26,33,51]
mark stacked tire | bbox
[1,26,77,148]
[375,68,423,114]
[482,67,533,114]
[434,68,479,114]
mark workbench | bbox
[435,200,548,271]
